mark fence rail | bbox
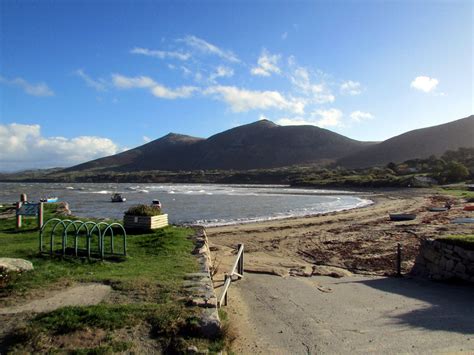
[218,243,244,307]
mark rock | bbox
[312,265,353,278]
[187,346,199,354]
[446,259,455,272]
[198,308,221,338]
[56,202,71,216]
[0,258,34,273]
[423,248,440,264]
[466,251,474,262]
[454,246,468,260]
[454,262,466,275]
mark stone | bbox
[0,258,34,273]
[454,246,468,260]
[454,262,466,275]
[446,259,455,272]
[439,257,447,270]
[423,248,440,264]
[187,345,199,354]
[198,308,221,338]
[466,251,474,262]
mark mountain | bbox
[65,120,374,172]
[65,133,204,172]
[337,115,474,168]
[64,116,474,173]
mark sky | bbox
[0,0,472,171]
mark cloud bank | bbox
[0,123,119,171]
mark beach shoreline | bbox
[206,188,471,278]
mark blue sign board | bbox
[17,203,39,216]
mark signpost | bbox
[16,194,44,229]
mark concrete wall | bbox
[412,239,474,283]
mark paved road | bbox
[227,274,474,354]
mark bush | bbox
[124,204,162,217]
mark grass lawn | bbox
[0,204,225,353]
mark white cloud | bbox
[111,74,197,99]
[151,84,197,99]
[0,123,119,171]
[112,74,156,89]
[181,66,192,76]
[276,117,315,126]
[410,76,439,93]
[205,85,304,114]
[130,47,191,61]
[209,66,234,82]
[312,109,343,128]
[0,76,54,97]
[350,110,374,122]
[74,69,107,91]
[340,80,362,95]
[289,66,335,104]
[179,35,240,62]
[251,49,281,77]
[143,136,151,143]
[277,109,343,127]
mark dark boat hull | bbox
[390,214,416,221]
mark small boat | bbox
[40,197,58,203]
[463,205,474,211]
[390,213,416,221]
[428,207,448,212]
[151,199,162,208]
[451,218,474,224]
[111,193,126,202]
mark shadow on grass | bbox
[352,277,474,334]
[2,227,39,234]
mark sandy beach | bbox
[207,188,473,279]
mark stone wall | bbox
[185,228,221,338]
[412,239,474,282]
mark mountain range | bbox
[66,115,474,172]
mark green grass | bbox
[0,203,229,353]
[436,235,474,251]
[438,186,474,200]
[0,204,196,300]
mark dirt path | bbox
[0,283,111,315]
[225,274,474,354]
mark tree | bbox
[442,161,469,183]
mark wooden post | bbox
[38,202,44,229]
[16,201,22,228]
[238,243,244,276]
[20,193,27,202]
[397,243,402,277]
[224,273,229,306]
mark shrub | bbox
[124,204,162,217]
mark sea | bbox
[0,182,373,227]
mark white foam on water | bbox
[190,197,373,227]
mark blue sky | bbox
[0,0,472,171]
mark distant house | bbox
[411,176,438,187]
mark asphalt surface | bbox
[228,274,474,354]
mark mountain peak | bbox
[252,119,278,127]
[158,132,203,144]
